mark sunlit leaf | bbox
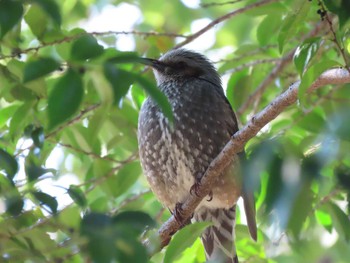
[278,0,311,53]
[31,0,61,26]
[294,38,321,76]
[164,222,212,263]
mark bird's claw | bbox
[206,191,213,202]
[173,202,185,224]
[190,179,213,202]
[190,179,201,197]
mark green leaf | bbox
[298,60,340,107]
[278,0,311,53]
[25,161,53,182]
[113,211,156,236]
[0,149,18,181]
[81,213,116,263]
[32,191,58,214]
[293,38,321,76]
[164,222,212,263]
[109,161,141,197]
[0,104,19,128]
[23,57,61,83]
[48,69,84,130]
[136,76,174,125]
[103,63,136,104]
[107,52,141,64]
[226,69,250,110]
[31,127,45,148]
[24,4,49,39]
[257,14,282,46]
[324,0,350,29]
[6,194,24,216]
[0,1,23,39]
[31,0,61,25]
[68,185,87,207]
[71,35,104,61]
[326,202,350,241]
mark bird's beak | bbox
[139,58,166,72]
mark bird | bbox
[137,49,257,263]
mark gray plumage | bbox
[138,49,256,263]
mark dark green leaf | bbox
[0,149,18,181]
[33,191,58,214]
[164,222,212,263]
[103,63,136,104]
[31,127,45,148]
[68,185,87,207]
[81,213,116,263]
[6,194,24,216]
[0,1,23,39]
[23,57,61,83]
[136,76,174,125]
[335,165,350,190]
[48,69,84,130]
[293,38,321,76]
[31,0,61,25]
[71,35,104,61]
[324,0,350,29]
[326,202,350,241]
[116,237,148,263]
[113,211,156,236]
[25,162,52,182]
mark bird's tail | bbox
[194,206,238,263]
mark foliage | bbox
[0,0,350,262]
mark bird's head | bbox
[141,49,221,87]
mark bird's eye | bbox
[176,61,187,68]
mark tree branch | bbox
[155,68,350,250]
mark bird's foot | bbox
[190,178,213,202]
[173,202,185,225]
[190,178,202,197]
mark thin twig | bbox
[175,0,279,49]
[0,31,186,60]
[223,58,280,74]
[318,0,350,71]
